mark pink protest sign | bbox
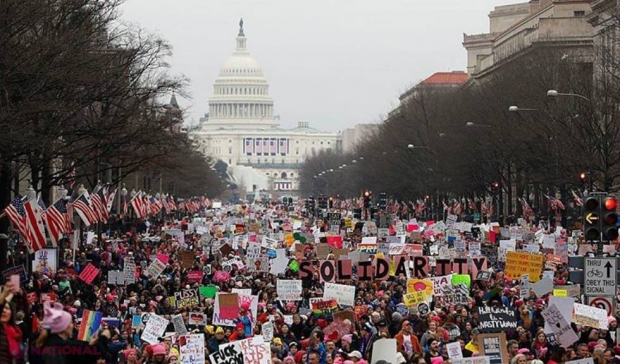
[79,263,100,284]
[217,293,238,320]
[156,254,169,264]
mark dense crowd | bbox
[0,203,616,364]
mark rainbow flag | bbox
[77,310,103,341]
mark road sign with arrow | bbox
[584,258,617,296]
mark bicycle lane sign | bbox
[584,258,617,296]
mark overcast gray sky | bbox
[120,0,515,132]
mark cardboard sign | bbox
[179,334,205,364]
[79,263,100,284]
[323,282,355,306]
[371,338,397,364]
[172,314,188,336]
[217,293,239,320]
[210,336,269,364]
[477,307,517,332]
[146,258,166,278]
[2,265,27,283]
[504,251,543,282]
[541,303,579,347]
[478,333,509,364]
[141,314,169,345]
[277,280,302,301]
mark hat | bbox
[241,302,251,311]
[376,319,388,328]
[341,334,352,344]
[273,338,283,346]
[518,348,530,355]
[43,301,72,334]
[73,300,81,308]
[106,294,114,302]
[205,325,214,334]
[289,342,298,347]
[123,349,137,358]
[361,322,373,332]
[236,322,245,329]
[609,316,617,324]
[348,351,362,359]
[152,344,166,356]
[215,327,224,334]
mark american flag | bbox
[129,191,144,218]
[519,197,535,217]
[4,196,28,239]
[141,194,150,217]
[416,200,425,214]
[453,201,462,215]
[401,201,409,215]
[168,196,177,211]
[572,190,583,207]
[24,198,47,253]
[481,200,488,216]
[546,195,565,211]
[90,185,107,222]
[442,200,449,211]
[161,194,170,213]
[467,198,477,211]
[41,198,65,247]
[149,195,162,215]
[255,138,263,155]
[270,138,277,155]
[66,164,76,189]
[73,194,97,226]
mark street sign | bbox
[587,296,615,317]
[584,257,617,296]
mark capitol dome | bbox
[204,19,277,131]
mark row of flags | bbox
[3,183,213,253]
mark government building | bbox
[190,20,341,200]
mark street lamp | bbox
[547,89,590,102]
[57,185,68,199]
[77,184,87,197]
[352,160,357,163]
[465,122,492,128]
[407,144,428,149]
[25,186,36,201]
[508,106,539,112]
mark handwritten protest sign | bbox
[323,282,355,306]
[79,263,100,284]
[172,314,188,336]
[477,306,517,332]
[141,314,169,345]
[213,294,258,328]
[217,293,239,320]
[171,289,199,309]
[123,257,136,284]
[505,251,543,282]
[210,336,270,364]
[179,334,205,364]
[541,303,579,347]
[145,258,166,278]
[573,303,607,329]
[276,280,302,301]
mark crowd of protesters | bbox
[0,201,618,364]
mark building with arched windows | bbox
[190,20,341,199]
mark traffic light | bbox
[378,192,387,210]
[318,195,327,209]
[306,196,315,212]
[602,195,618,241]
[583,195,601,241]
[328,196,334,209]
[353,208,362,219]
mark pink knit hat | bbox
[123,348,137,358]
[152,344,167,356]
[43,301,72,334]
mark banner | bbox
[79,263,100,284]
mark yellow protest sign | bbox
[406,279,434,298]
[505,251,544,282]
[344,218,352,228]
[403,291,426,307]
[553,289,567,297]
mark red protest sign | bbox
[79,263,100,284]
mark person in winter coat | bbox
[394,321,422,361]
[40,301,111,364]
[1,281,24,364]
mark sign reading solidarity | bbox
[477,306,518,332]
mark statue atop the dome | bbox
[238,18,245,37]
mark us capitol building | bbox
[190,20,341,200]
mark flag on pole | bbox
[4,196,28,239]
[24,198,47,253]
[129,191,144,218]
[90,185,106,222]
[66,164,76,189]
[73,194,97,226]
[106,187,117,215]
[572,190,583,207]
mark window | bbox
[281,172,287,178]
[281,159,285,164]
[229,140,232,143]
[290,173,294,177]
[574,10,585,17]
[320,141,324,145]
[228,159,232,164]
[229,147,232,154]
[274,173,278,176]
[247,158,251,164]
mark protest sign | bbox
[2,265,27,283]
[276,280,302,301]
[131,315,143,329]
[189,312,206,326]
[403,291,426,307]
[311,299,338,318]
[79,263,100,284]
[504,251,543,282]
[145,258,166,278]
[477,306,517,332]
[213,293,258,328]
[172,314,188,336]
[323,282,355,306]
[261,322,274,341]
[446,341,463,360]
[179,334,205,364]
[32,248,57,276]
[107,271,124,285]
[217,293,239,320]
[478,333,509,364]
[541,303,579,347]
[123,257,136,284]
[76,310,103,342]
[370,338,397,364]
[210,336,270,364]
[573,303,607,329]
[187,270,204,283]
[141,314,169,345]
[172,289,200,309]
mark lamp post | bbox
[547,89,591,102]
[465,122,492,128]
